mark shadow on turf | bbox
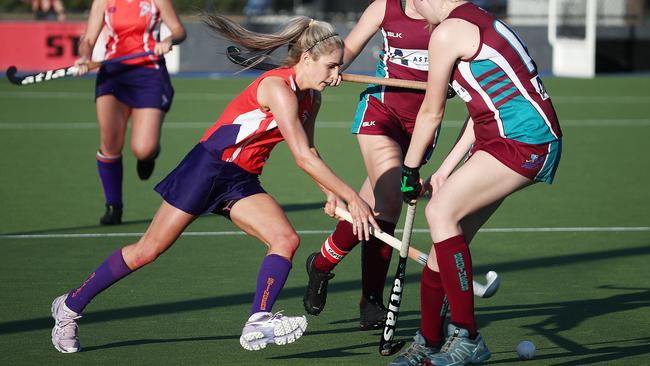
[3,245,650,361]
[3,243,650,335]
[4,286,650,360]
[81,334,240,352]
[4,202,325,236]
[486,336,650,365]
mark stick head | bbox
[6,66,21,85]
[481,270,500,298]
[225,46,277,71]
[379,340,406,356]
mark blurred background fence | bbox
[0,0,648,75]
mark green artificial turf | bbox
[0,75,649,365]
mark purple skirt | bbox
[96,62,174,112]
[154,144,266,216]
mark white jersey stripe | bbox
[534,142,552,181]
[480,45,559,139]
[494,20,535,73]
[143,0,158,67]
[458,62,506,138]
[103,12,118,59]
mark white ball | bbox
[516,340,536,360]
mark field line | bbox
[1,119,650,130]
[1,226,649,239]
[2,90,649,103]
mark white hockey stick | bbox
[333,207,500,298]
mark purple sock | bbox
[97,152,123,206]
[250,254,292,314]
[65,249,133,313]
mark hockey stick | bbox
[379,202,416,356]
[6,51,154,86]
[226,46,457,97]
[334,206,500,298]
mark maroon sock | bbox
[314,220,360,272]
[434,235,476,337]
[361,220,396,300]
[420,265,446,347]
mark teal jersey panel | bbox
[497,95,557,144]
[479,70,506,87]
[535,139,562,184]
[470,59,499,79]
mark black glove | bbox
[400,165,421,203]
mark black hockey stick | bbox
[379,202,417,356]
[6,51,154,86]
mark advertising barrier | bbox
[0,21,179,73]
[0,21,86,71]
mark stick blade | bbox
[379,340,406,356]
[6,66,22,85]
[226,46,241,56]
[225,46,276,71]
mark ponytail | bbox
[203,15,342,67]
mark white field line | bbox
[1,119,650,130]
[1,90,649,103]
[1,227,649,239]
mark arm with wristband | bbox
[401,27,458,203]
[400,95,446,203]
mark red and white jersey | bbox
[104,0,161,67]
[448,3,562,144]
[200,67,316,175]
[373,0,431,114]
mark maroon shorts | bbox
[352,94,437,163]
[352,95,417,153]
[470,137,562,184]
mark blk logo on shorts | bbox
[362,121,376,127]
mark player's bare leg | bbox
[424,151,531,365]
[131,107,164,180]
[229,193,308,350]
[52,201,196,353]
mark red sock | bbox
[433,235,476,337]
[361,220,396,300]
[420,265,446,347]
[314,220,359,272]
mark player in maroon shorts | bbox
[393,1,562,365]
[73,0,186,225]
[302,0,438,330]
[50,16,379,353]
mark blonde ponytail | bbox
[203,15,342,67]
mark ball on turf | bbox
[516,340,536,360]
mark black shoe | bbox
[359,294,388,330]
[303,252,335,316]
[136,148,160,180]
[100,204,122,225]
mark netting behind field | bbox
[555,0,588,39]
